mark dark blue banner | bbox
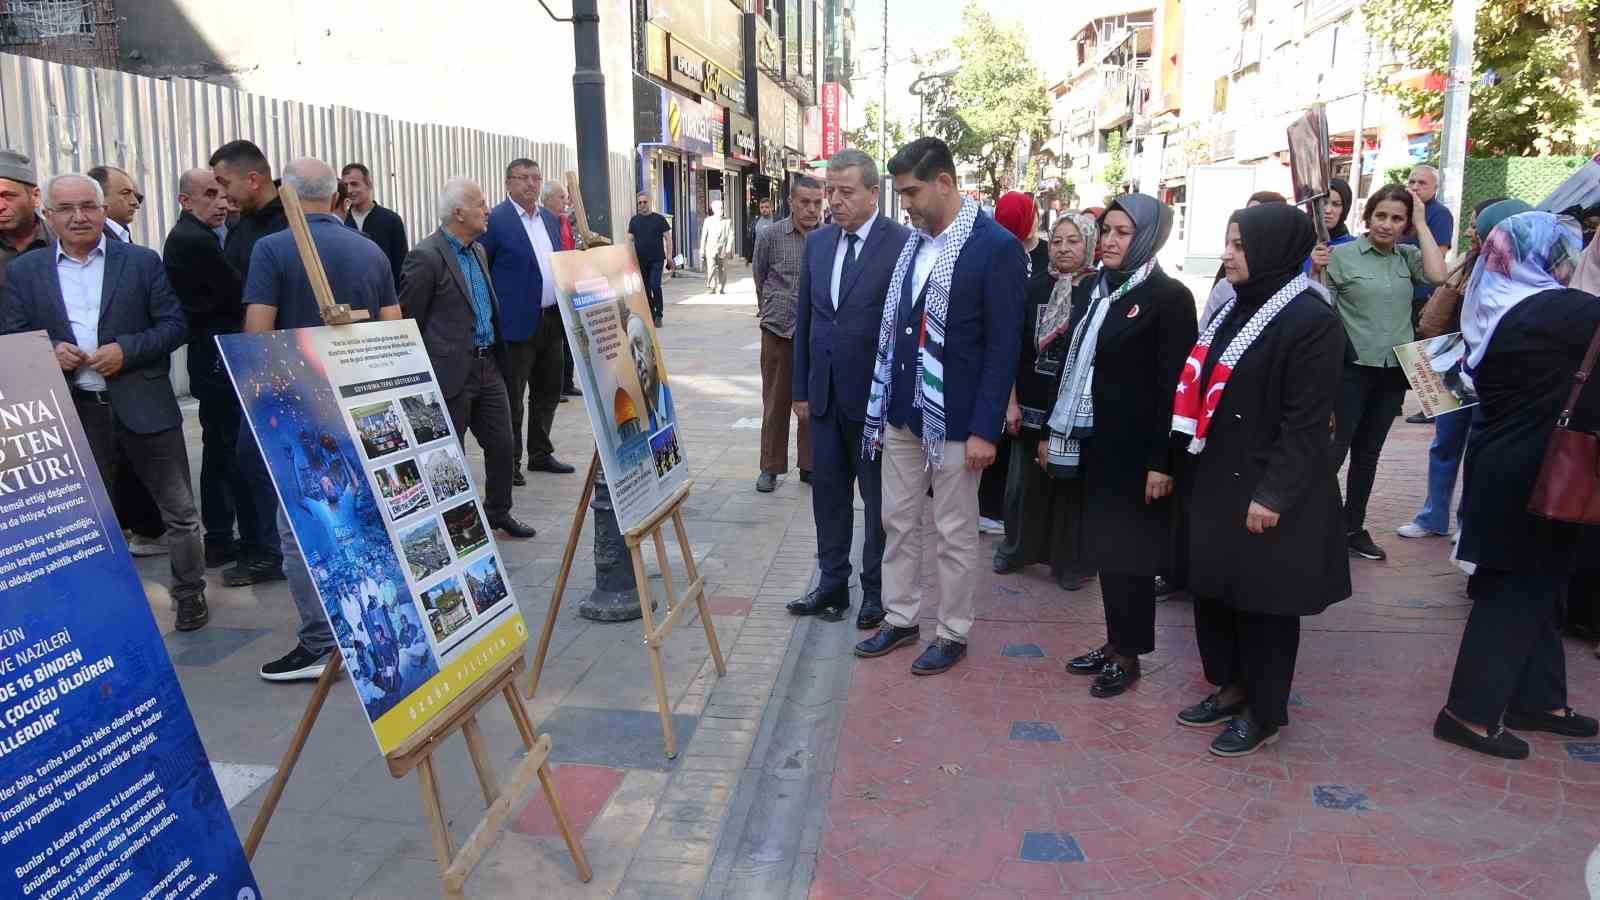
[0,332,259,899]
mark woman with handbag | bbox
[1436,211,1600,759]
[1172,203,1350,757]
[1051,195,1198,698]
[1397,198,1526,540]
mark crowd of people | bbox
[0,141,611,685]
[755,136,1600,760]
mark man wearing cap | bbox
[0,149,50,292]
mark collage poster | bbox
[0,332,259,899]
[1394,331,1479,419]
[218,321,526,755]
[550,244,688,533]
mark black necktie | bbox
[837,232,860,303]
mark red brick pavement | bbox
[812,423,1600,898]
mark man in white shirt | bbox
[700,201,734,293]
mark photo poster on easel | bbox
[217,321,528,755]
[0,332,260,900]
[550,245,688,533]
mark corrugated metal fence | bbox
[0,51,635,393]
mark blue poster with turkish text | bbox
[0,332,260,899]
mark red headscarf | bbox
[994,191,1037,244]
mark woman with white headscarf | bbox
[1049,195,1198,699]
[1435,211,1600,760]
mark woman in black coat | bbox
[1171,204,1351,757]
[1435,211,1600,760]
[1048,194,1198,698]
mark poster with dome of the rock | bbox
[550,245,686,532]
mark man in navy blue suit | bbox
[788,149,909,630]
[480,158,576,482]
[852,137,1026,676]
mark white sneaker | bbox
[1396,522,1446,539]
[978,516,1005,535]
[128,534,169,557]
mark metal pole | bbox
[1438,0,1475,242]
[571,0,612,239]
[880,0,888,166]
[1352,37,1371,203]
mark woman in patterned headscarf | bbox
[994,213,1099,588]
[1049,194,1198,700]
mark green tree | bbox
[846,101,910,167]
[921,2,1052,197]
[1100,131,1127,192]
[1361,0,1600,155]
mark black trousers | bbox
[1446,568,1568,726]
[562,335,577,390]
[978,434,1008,521]
[1099,571,1156,656]
[1194,596,1301,728]
[1332,364,1407,533]
[234,419,284,566]
[445,356,516,521]
[188,340,268,555]
[505,307,565,467]
[642,259,666,320]
[113,449,164,538]
[811,393,884,595]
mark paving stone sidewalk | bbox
[809,421,1600,899]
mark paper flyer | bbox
[1394,331,1478,418]
[0,331,259,900]
[549,245,688,533]
[218,321,527,755]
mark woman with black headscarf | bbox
[1172,203,1350,757]
[1050,194,1198,699]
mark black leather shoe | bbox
[563,383,582,397]
[512,471,527,487]
[911,638,966,675]
[1405,411,1431,424]
[1433,709,1529,760]
[1090,659,1141,697]
[1210,716,1280,757]
[1504,707,1600,737]
[1057,570,1091,591]
[856,591,885,630]
[799,470,812,484]
[1066,645,1111,675]
[992,553,1021,575]
[1348,529,1387,561]
[756,472,777,493]
[528,455,577,475]
[854,625,919,658]
[490,516,537,539]
[1177,693,1246,727]
[787,584,850,621]
[175,594,209,632]
[223,558,286,587]
[205,542,239,569]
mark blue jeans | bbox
[1412,405,1476,534]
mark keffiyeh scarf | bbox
[1043,260,1159,476]
[1171,273,1310,454]
[862,198,980,466]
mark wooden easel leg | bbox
[504,683,538,750]
[538,761,594,883]
[673,508,726,676]
[461,716,499,808]
[525,451,601,699]
[416,756,458,899]
[243,652,344,861]
[629,540,677,758]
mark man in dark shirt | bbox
[244,157,402,684]
[0,149,50,296]
[166,167,268,570]
[341,163,410,287]
[628,193,672,327]
[211,139,289,587]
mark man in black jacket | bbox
[166,167,268,570]
[211,139,287,587]
[342,163,410,287]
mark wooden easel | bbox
[241,182,593,897]
[523,452,727,758]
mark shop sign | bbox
[756,18,783,77]
[729,112,758,164]
[662,87,714,155]
[758,75,786,163]
[704,98,727,158]
[669,40,709,95]
[645,23,670,82]
[820,82,847,158]
[648,0,744,74]
[784,95,802,151]
[761,138,784,177]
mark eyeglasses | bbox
[49,202,103,216]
